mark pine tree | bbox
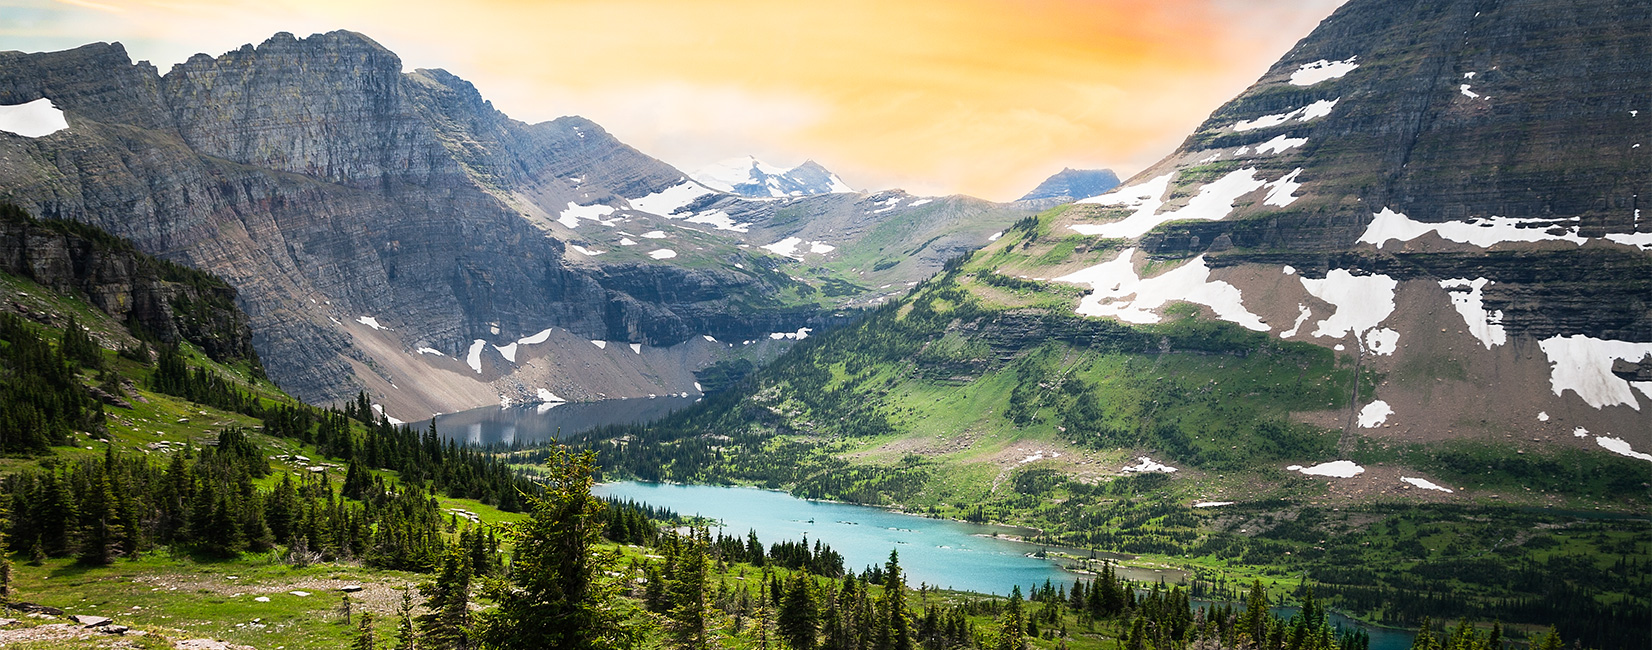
[474,446,639,650]
[755,577,774,650]
[352,610,377,650]
[876,549,913,650]
[60,315,102,369]
[394,585,418,650]
[778,570,819,650]
[996,586,1027,650]
[1242,579,1269,645]
[76,465,123,565]
[419,540,472,650]
[665,540,712,650]
[0,507,14,603]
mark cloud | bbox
[2,0,1345,199]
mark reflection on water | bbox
[431,396,698,445]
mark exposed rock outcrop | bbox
[0,203,257,364]
[0,32,823,412]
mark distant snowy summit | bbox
[1019,168,1120,202]
[692,156,856,198]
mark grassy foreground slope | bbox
[579,208,1651,647]
[0,259,531,649]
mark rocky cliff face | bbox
[1016,0,1652,459]
[2,31,988,418]
[0,203,258,364]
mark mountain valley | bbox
[0,0,1649,648]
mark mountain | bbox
[691,156,856,197]
[582,0,1652,644]
[0,31,1034,420]
[1017,167,1120,201]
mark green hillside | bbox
[578,206,1651,645]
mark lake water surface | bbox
[432,396,698,445]
[593,481,1185,595]
[595,482,1413,649]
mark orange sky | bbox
[2,0,1345,199]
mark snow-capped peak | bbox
[691,156,856,198]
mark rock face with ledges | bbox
[0,31,820,412]
[1002,0,1652,454]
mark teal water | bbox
[592,481,1182,595]
[596,482,1413,648]
[432,396,697,446]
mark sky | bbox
[1,0,1346,201]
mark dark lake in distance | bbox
[431,396,698,445]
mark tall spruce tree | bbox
[997,586,1027,650]
[475,447,638,650]
[875,550,913,650]
[778,570,819,650]
[665,540,712,650]
[419,540,472,650]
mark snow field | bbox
[1054,249,1268,331]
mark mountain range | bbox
[577,1,1651,641]
[0,31,1040,419]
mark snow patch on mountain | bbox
[1537,335,1652,409]
[558,202,617,228]
[466,339,487,374]
[0,98,69,138]
[1300,269,1399,351]
[684,210,750,232]
[1597,436,1652,462]
[1359,208,1586,248]
[1232,99,1338,132]
[630,180,717,216]
[1358,400,1392,428]
[1055,249,1268,331]
[1280,304,1313,338]
[1605,232,1652,250]
[1071,169,1264,238]
[1289,57,1359,86]
[1401,477,1452,492]
[1290,461,1364,478]
[1254,135,1307,155]
[1439,278,1506,348]
[761,237,835,258]
[1122,457,1177,473]
[1263,168,1305,207]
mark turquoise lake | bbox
[592,481,1181,595]
[595,481,1414,649]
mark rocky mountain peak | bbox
[1008,0,1652,462]
[692,156,855,197]
[1018,168,1120,202]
